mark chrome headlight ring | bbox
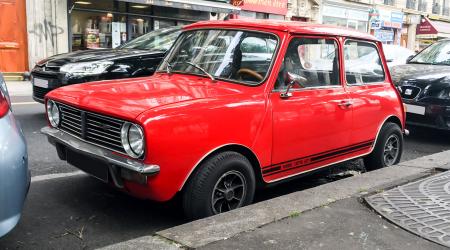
[46,100,60,128]
[121,122,145,159]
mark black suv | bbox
[31,27,181,103]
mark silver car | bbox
[0,73,29,238]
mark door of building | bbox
[0,0,28,72]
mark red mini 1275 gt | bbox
[42,20,406,219]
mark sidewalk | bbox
[201,197,447,250]
[6,80,31,97]
[102,150,450,250]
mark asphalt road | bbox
[1,93,450,249]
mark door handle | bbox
[337,100,353,108]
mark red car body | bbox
[43,20,406,203]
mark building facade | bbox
[24,0,239,72]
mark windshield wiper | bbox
[184,61,216,81]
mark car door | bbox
[343,40,388,147]
[266,36,353,181]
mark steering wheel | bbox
[237,68,264,81]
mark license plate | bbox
[66,148,109,182]
[404,89,413,95]
[405,104,425,115]
[33,78,48,88]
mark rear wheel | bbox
[182,151,255,220]
[364,122,403,170]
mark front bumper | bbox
[41,127,160,186]
[31,69,106,103]
[404,100,450,130]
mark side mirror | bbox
[280,72,307,99]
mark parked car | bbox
[0,73,29,237]
[348,44,414,71]
[391,39,450,130]
[42,20,406,219]
[31,26,182,103]
[383,45,415,68]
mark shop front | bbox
[68,0,239,51]
[231,0,288,20]
[321,3,369,33]
[369,8,403,45]
[416,17,450,50]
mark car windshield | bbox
[158,29,278,85]
[119,27,181,52]
[409,40,450,65]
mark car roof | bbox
[185,19,377,41]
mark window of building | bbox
[68,0,208,51]
[344,40,385,84]
[275,38,340,90]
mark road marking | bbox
[12,102,39,106]
[31,171,85,183]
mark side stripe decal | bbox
[263,140,374,177]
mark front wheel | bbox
[182,151,256,220]
[364,122,403,170]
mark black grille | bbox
[400,86,421,99]
[32,71,59,80]
[58,102,126,154]
[33,86,52,100]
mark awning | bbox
[416,17,450,38]
[123,0,240,14]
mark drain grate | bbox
[366,170,450,247]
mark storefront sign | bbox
[231,0,288,16]
[370,9,403,30]
[417,18,438,36]
[374,29,394,42]
[322,5,368,21]
[370,20,382,30]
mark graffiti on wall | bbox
[29,19,64,47]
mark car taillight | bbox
[0,90,9,118]
[0,73,11,118]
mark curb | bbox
[103,151,450,249]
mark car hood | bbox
[46,73,244,121]
[38,49,165,66]
[390,63,450,86]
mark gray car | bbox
[0,73,29,238]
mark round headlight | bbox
[121,122,144,158]
[46,100,60,128]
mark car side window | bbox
[344,40,385,85]
[275,38,340,90]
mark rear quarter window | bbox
[344,40,385,85]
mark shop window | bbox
[129,17,151,39]
[71,10,127,50]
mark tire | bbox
[364,122,403,171]
[182,151,256,220]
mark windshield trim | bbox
[156,27,281,87]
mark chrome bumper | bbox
[41,127,160,175]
